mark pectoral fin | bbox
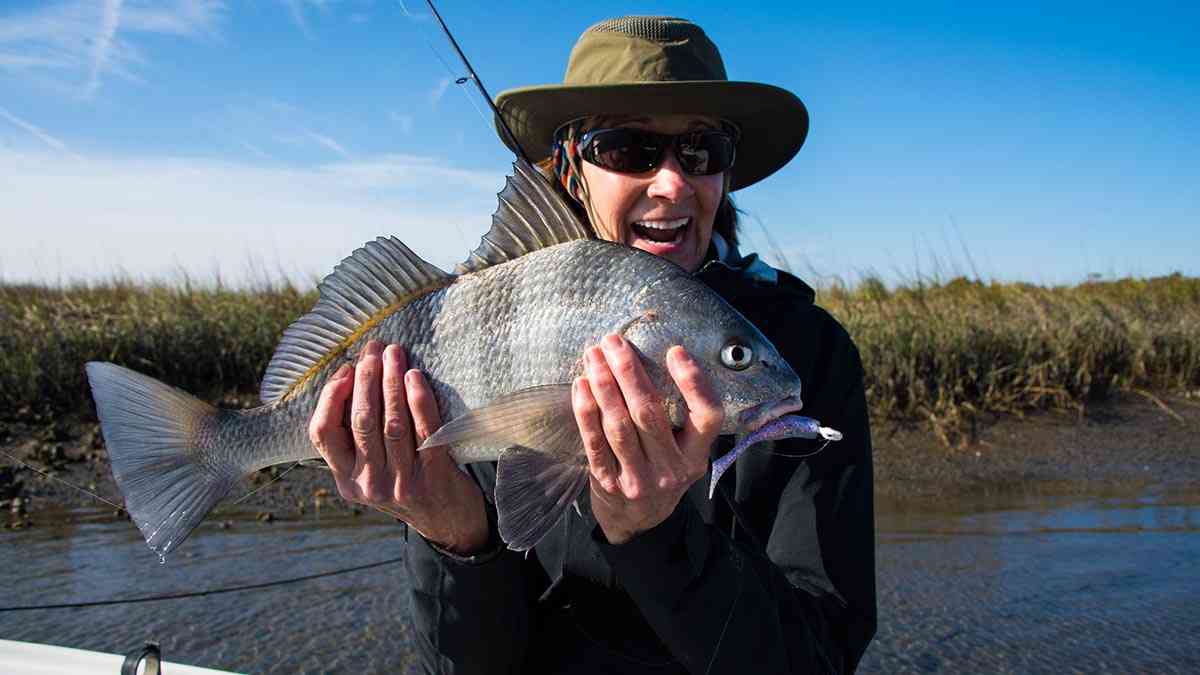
[418,384,576,454]
[495,446,589,552]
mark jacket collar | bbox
[696,231,816,305]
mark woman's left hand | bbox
[573,333,725,545]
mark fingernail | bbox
[602,333,623,351]
[384,344,400,363]
[669,346,691,365]
[585,346,602,366]
[334,364,352,379]
[365,340,382,356]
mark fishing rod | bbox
[422,0,533,165]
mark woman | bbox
[309,16,876,674]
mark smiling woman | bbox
[310,14,877,675]
[566,114,729,272]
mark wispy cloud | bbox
[396,0,431,23]
[212,99,361,160]
[390,112,414,134]
[319,154,502,192]
[429,76,451,105]
[0,105,81,159]
[238,140,271,159]
[0,0,225,98]
[84,0,124,98]
[281,0,331,38]
[304,130,349,157]
[0,148,504,285]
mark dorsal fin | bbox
[455,160,593,274]
[260,236,452,404]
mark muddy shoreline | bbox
[3,392,1198,530]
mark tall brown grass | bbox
[3,274,1198,444]
[823,274,1200,444]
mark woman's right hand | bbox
[308,340,490,555]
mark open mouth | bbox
[631,217,690,245]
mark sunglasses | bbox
[576,127,737,176]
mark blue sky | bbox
[1,0,1196,287]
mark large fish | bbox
[86,161,839,558]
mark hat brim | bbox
[494,81,808,192]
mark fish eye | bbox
[720,342,753,370]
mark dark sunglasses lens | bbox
[676,131,736,175]
[584,129,666,173]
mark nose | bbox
[645,148,695,202]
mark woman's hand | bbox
[308,340,489,555]
[573,333,724,545]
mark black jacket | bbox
[404,244,877,674]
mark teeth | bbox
[634,217,689,230]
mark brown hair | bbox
[534,157,740,247]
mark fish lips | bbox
[737,395,804,434]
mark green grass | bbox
[3,273,1198,444]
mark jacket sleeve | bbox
[597,320,877,674]
[404,471,539,674]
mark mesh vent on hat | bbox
[588,16,700,43]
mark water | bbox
[2,493,1197,674]
[0,512,419,673]
[865,492,1200,673]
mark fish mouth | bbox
[737,395,804,434]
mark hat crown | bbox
[564,16,727,86]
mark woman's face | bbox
[579,115,726,273]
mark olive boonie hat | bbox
[494,16,808,192]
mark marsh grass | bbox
[2,274,1198,445]
[0,278,314,422]
[823,273,1200,444]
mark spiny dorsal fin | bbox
[260,236,452,404]
[455,160,593,274]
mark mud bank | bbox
[3,392,1197,529]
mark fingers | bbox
[598,334,685,490]
[405,368,442,446]
[585,340,651,498]
[350,341,387,477]
[309,363,356,476]
[573,376,618,493]
[667,346,724,479]
[600,335,673,439]
[381,344,414,479]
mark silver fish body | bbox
[85,161,826,557]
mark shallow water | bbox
[1,492,1197,673]
[0,512,418,673]
[865,492,1200,673]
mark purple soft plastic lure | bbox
[709,415,843,498]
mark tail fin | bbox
[86,362,243,558]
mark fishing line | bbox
[231,461,302,504]
[398,0,494,131]
[0,448,124,511]
[751,438,834,460]
[0,556,403,613]
[418,0,532,163]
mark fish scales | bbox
[86,161,836,556]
